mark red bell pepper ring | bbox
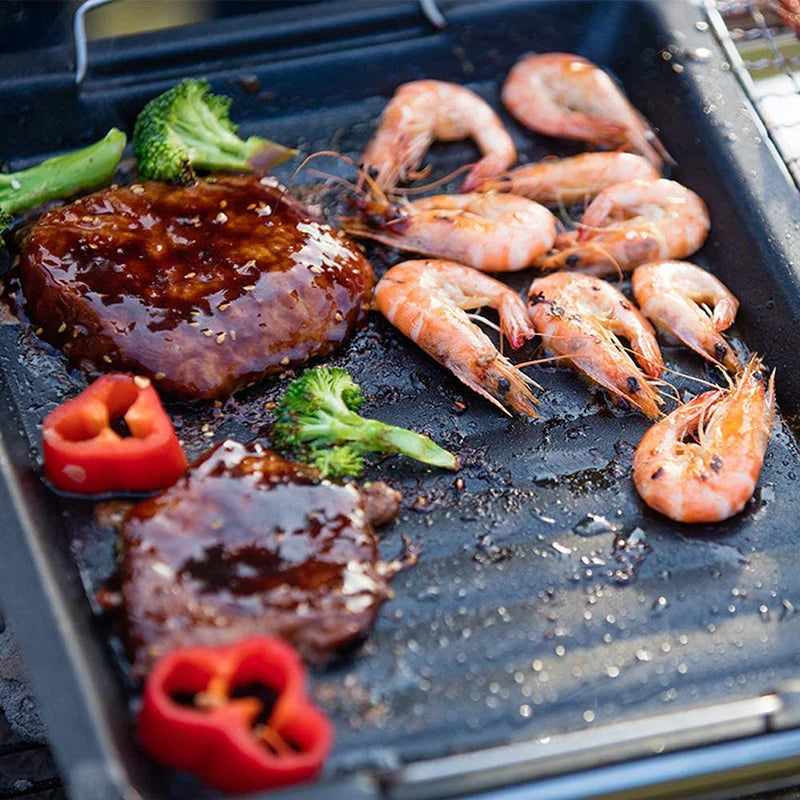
[137,637,334,794]
[41,373,187,494]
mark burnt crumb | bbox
[651,467,664,480]
[497,376,511,394]
[698,473,708,482]
[565,254,580,266]
[361,481,402,527]
[620,299,631,310]
[714,342,728,361]
[236,75,261,94]
[626,376,640,394]
[549,300,565,318]
[709,454,723,472]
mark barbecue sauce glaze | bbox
[120,440,393,676]
[20,175,374,399]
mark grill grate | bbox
[707,1,800,187]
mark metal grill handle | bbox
[73,0,446,85]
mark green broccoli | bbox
[273,366,458,476]
[133,78,296,183]
[0,128,126,233]
[310,445,365,480]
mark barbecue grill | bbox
[0,1,799,798]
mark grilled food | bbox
[120,440,398,676]
[19,175,374,400]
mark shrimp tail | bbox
[461,153,511,193]
[451,355,539,418]
[498,295,537,350]
[713,296,738,331]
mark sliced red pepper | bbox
[42,373,187,494]
[137,637,333,794]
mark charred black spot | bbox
[529,291,548,306]
[497,376,511,394]
[714,342,728,361]
[710,454,723,472]
[754,370,765,382]
[698,473,708,482]
[626,376,640,394]
[566,254,580,266]
[651,467,664,480]
[365,165,379,179]
[366,213,385,229]
[620,299,631,310]
[550,301,565,318]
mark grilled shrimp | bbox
[360,80,517,192]
[342,192,557,273]
[633,356,775,523]
[478,152,660,206]
[537,179,710,275]
[632,261,740,373]
[374,259,539,416]
[527,272,664,418]
[502,53,672,169]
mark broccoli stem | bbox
[323,410,458,470]
[0,128,125,217]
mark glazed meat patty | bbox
[20,175,374,399]
[120,440,396,676]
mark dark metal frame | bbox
[0,1,799,798]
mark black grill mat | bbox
[0,1,799,798]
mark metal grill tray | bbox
[0,1,800,798]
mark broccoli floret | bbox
[133,78,296,183]
[0,128,126,233]
[310,445,365,480]
[273,366,458,476]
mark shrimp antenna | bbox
[555,195,585,229]
[649,361,726,392]
[307,169,360,193]
[590,242,625,287]
[394,163,474,196]
[515,353,592,369]
[278,149,354,193]
[280,150,394,208]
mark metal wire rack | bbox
[706,0,800,187]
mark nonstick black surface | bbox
[1,1,799,798]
